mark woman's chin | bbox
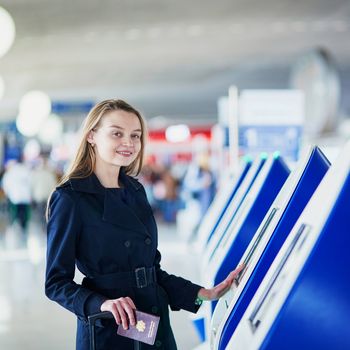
[112,157,135,167]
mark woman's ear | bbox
[87,130,95,145]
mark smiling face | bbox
[88,110,142,172]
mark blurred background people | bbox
[141,160,182,223]
[182,153,215,218]
[177,152,216,241]
[1,158,32,242]
[30,155,57,227]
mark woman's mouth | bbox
[116,151,133,157]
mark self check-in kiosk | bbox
[196,158,252,254]
[207,154,289,295]
[201,155,266,277]
[227,141,350,350]
[193,156,265,343]
[200,154,290,343]
[213,146,330,350]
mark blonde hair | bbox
[46,99,147,219]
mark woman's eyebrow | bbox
[108,125,123,129]
[108,125,142,132]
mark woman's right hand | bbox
[100,297,136,330]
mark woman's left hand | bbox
[197,264,245,301]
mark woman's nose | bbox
[121,136,133,146]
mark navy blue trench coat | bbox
[45,170,203,350]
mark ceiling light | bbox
[19,90,51,120]
[38,114,63,145]
[16,112,43,137]
[165,124,190,143]
[0,6,15,58]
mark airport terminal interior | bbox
[0,1,350,349]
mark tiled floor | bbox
[0,218,202,350]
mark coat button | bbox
[145,238,152,245]
[155,340,162,347]
[124,240,131,248]
[151,306,158,314]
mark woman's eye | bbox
[132,134,141,139]
[113,132,122,137]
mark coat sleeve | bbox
[154,249,203,313]
[45,189,106,321]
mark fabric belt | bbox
[84,266,157,290]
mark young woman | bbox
[45,99,244,349]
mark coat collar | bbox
[61,169,152,236]
[67,168,142,194]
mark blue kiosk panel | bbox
[203,156,266,268]
[259,173,350,350]
[210,156,290,313]
[226,140,350,350]
[218,147,330,349]
[206,159,252,245]
[214,156,290,286]
[196,156,266,343]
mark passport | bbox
[117,310,160,345]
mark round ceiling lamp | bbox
[17,90,52,137]
[165,124,190,143]
[19,90,51,119]
[16,113,43,137]
[38,113,63,145]
[0,6,16,58]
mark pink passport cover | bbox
[117,310,160,345]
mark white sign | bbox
[238,90,304,161]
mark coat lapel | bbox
[67,170,155,237]
[102,188,152,236]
